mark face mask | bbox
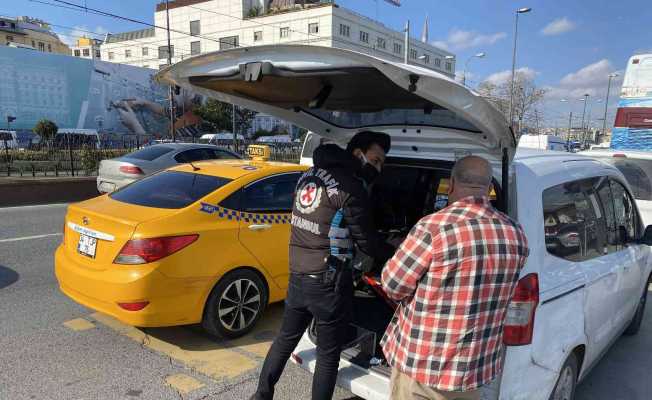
[358,153,381,185]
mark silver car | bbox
[96,143,240,193]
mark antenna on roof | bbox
[189,161,200,171]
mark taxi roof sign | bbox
[247,145,271,161]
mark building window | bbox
[31,40,35,47]
[376,37,386,50]
[435,58,441,67]
[48,44,52,52]
[280,27,290,39]
[38,42,45,51]
[74,49,81,57]
[359,31,369,43]
[423,54,430,64]
[308,23,319,34]
[339,24,350,37]
[6,35,13,42]
[95,49,101,58]
[142,47,148,56]
[219,36,238,50]
[393,42,402,54]
[158,45,174,59]
[445,62,452,71]
[409,49,417,59]
[10,23,15,29]
[125,49,132,58]
[254,30,263,42]
[0,21,4,27]
[108,52,115,60]
[190,20,200,36]
[191,41,201,55]
[83,48,90,57]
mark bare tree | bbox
[477,71,546,136]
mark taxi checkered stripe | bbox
[200,203,290,224]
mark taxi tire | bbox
[202,269,268,340]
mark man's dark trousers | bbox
[253,270,353,400]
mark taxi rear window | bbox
[110,171,231,209]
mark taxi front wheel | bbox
[202,269,268,339]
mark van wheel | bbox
[624,285,648,336]
[202,269,268,339]
[549,354,578,400]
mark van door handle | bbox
[248,224,272,231]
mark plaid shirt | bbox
[381,196,529,392]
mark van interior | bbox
[308,157,501,375]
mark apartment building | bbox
[101,0,455,76]
[0,16,70,55]
[71,37,103,60]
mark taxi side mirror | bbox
[639,225,652,246]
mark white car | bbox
[518,134,568,152]
[579,149,652,226]
[158,45,652,400]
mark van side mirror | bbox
[640,225,652,246]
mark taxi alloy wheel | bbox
[202,269,268,339]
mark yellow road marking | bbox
[165,374,205,394]
[63,318,96,331]
[90,312,257,379]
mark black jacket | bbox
[289,144,379,274]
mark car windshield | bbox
[125,146,175,161]
[110,171,231,209]
[600,157,652,201]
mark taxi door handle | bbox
[248,224,272,231]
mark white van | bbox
[518,134,567,152]
[158,45,652,400]
[580,149,652,226]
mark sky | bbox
[7,0,652,130]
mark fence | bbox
[0,139,303,178]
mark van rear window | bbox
[125,146,174,161]
[110,171,231,209]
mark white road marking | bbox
[0,233,62,243]
[0,203,68,211]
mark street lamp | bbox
[601,73,619,140]
[462,52,485,86]
[579,94,590,146]
[508,7,532,133]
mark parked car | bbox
[56,148,308,338]
[158,44,652,400]
[518,134,568,152]
[96,143,240,193]
[580,149,652,226]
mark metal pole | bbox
[166,0,176,142]
[580,94,588,146]
[68,133,74,177]
[232,103,237,153]
[568,111,573,141]
[508,11,519,131]
[602,74,614,141]
[404,20,410,64]
[4,119,9,177]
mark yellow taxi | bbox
[55,146,308,338]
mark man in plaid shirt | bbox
[381,156,529,400]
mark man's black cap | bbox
[346,131,391,154]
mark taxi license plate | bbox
[77,234,97,258]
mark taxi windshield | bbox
[110,171,231,209]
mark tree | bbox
[477,71,546,137]
[193,99,257,137]
[33,119,58,147]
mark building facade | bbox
[101,0,455,76]
[71,37,103,60]
[0,16,70,55]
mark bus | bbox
[612,54,652,150]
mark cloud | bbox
[541,17,576,36]
[59,25,109,46]
[432,29,507,51]
[546,59,624,99]
[484,67,538,85]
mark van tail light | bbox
[119,165,145,175]
[504,273,539,346]
[114,235,199,264]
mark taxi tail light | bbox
[119,165,145,175]
[504,273,539,346]
[114,235,199,264]
[118,301,150,311]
